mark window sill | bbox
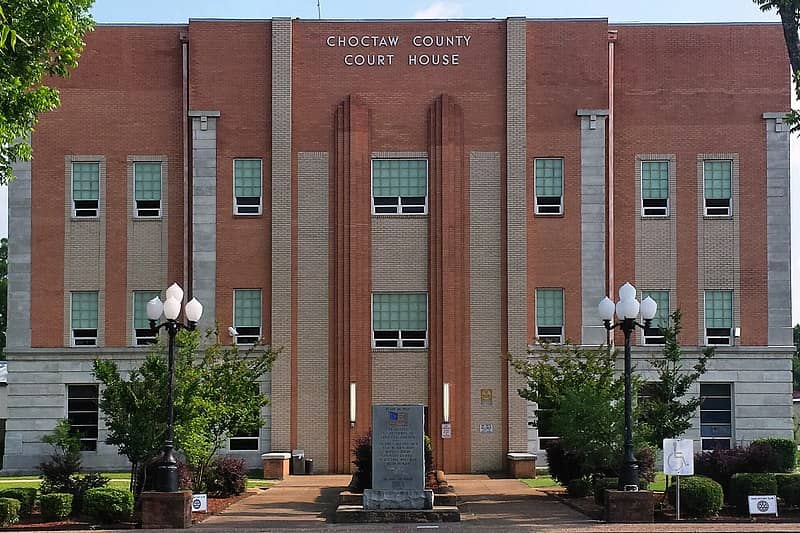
[372,348,429,353]
[372,213,429,219]
[233,213,264,218]
[641,215,671,220]
[533,213,564,218]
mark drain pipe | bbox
[607,30,617,298]
[181,31,189,296]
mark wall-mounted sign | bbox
[324,34,472,67]
[479,423,494,433]
[480,388,493,405]
[441,422,452,439]
[191,494,207,512]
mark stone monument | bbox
[363,404,433,510]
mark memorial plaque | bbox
[371,404,425,491]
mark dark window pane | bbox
[701,424,731,437]
[68,385,98,399]
[700,384,731,397]
[700,397,731,410]
[700,411,731,424]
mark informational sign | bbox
[191,494,207,513]
[479,423,494,433]
[663,438,694,476]
[371,404,425,491]
[441,422,452,439]
[749,495,778,516]
[480,388,493,405]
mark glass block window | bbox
[67,384,99,451]
[700,383,732,450]
[372,159,428,215]
[134,162,162,217]
[372,293,428,348]
[705,290,733,345]
[641,161,669,216]
[535,288,564,343]
[234,289,262,345]
[234,159,262,215]
[133,291,160,345]
[704,160,732,216]
[642,290,669,344]
[534,158,563,215]
[72,162,99,217]
[71,292,98,346]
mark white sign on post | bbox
[663,439,694,476]
[748,495,778,516]
[191,494,208,513]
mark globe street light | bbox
[147,283,203,492]
[598,282,657,491]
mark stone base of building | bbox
[604,490,654,523]
[140,490,192,529]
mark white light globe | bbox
[616,298,639,319]
[640,296,658,321]
[618,282,636,301]
[146,297,163,321]
[163,296,181,320]
[166,282,184,303]
[598,297,615,321]
[185,298,203,322]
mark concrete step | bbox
[334,504,461,523]
[338,490,458,506]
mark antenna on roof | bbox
[317,0,321,19]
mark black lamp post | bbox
[147,283,203,492]
[598,282,657,491]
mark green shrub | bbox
[83,488,133,524]
[566,478,592,498]
[546,441,585,485]
[730,473,778,514]
[207,456,247,498]
[777,473,800,507]
[593,477,618,506]
[39,493,73,521]
[666,476,724,518]
[750,438,796,473]
[0,487,36,517]
[0,498,20,526]
[636,446,657,488]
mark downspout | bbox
[181,32,189,296]
[607,30,617,298]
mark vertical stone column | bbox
[189,111,219,334]
[577,110,608,346]
[763,113,792,346]
[7,157,31,349]
[271,17,293,452]
[505,17,528,454]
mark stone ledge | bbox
[334,504,460,523]
[339,491,457,507]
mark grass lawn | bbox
[522,472,668,492]
[0,472,271,492]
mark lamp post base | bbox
[619,461,640,491]
[140,490,193,529]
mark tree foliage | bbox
[755,0,800,130]
[636,310,714,449]
[0,0,94,184]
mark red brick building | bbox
[3,18,793,473]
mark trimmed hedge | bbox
[750,438,796,473]
[40,493,73,521]
[777,473,800,508]
[0,498,20,526]
[0,488,36,517]
[593,477,618,506]
[730,473,777,515]
[83,488,133,524]
[666,476,724,518]
[566,478,592,498]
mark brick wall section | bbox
[7,157,31,349]
[696,153,740,345]
[126,155,169,345]
[635,154,677,344]
[611,24,787,345]
[372,217,428,292]
[296,151,329,472]
[469,152,504,472]
[270,18,292,453]
[63,155,106,346]
[372,352,428,405]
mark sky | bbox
[2,0,798,320]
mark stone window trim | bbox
[67,156,105,220]
[535,287,564,344]
[233,158,263,216]
[371,158,428,216]
[635,154,676,220]
[533,157,564,216]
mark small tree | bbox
[636,310,714,449]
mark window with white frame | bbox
[534,158,563,215]
[133,291,160,345]
[534,399,558,449]
[229,428,259,451]
[641,290,669,344]
[71,292,98,346]
[705,290,733,345]
[72,162,99,217]
[67,384,99,451]
[700,383,732,450]
[703,160,732,216]
[641,161,669,216]
[234,159,262,215]
[233,289,262,345]
[372,293,428,348]
[133,162,162,217]
[372,159,427,214]
[535,288,564,343]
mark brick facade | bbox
[2,18,793,473]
